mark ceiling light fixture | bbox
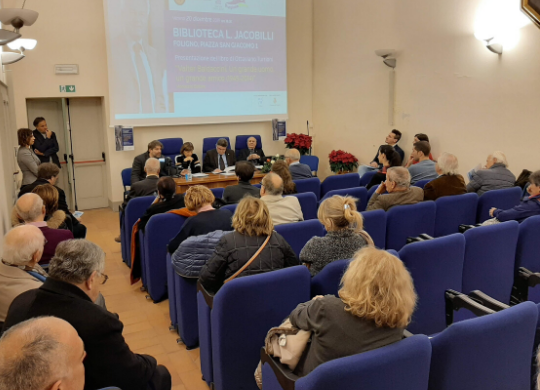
[7,38,37,51]
[1,51,25,65]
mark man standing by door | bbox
[32,117,61,168]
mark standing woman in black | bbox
[175,142,201,174]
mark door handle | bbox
[64,154,68,164]
[102,152,106,162]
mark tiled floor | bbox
[83,208,209,390]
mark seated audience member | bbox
[405,133,434,167]
[408,141,438,184]
[15,193,73,264]
[3,239,172,390]
[131,140,164,184]
[285,149,313,180]
[175,142,201,174]
[467,151,516,196]
[203,138,236,173]
[237,136,266,165]
[0,225,46,322]
[488,170,540,223]
[223,161,260,204]
[271,159,298,194]
[19,163,86,238]
[300,196,373,276]
[124,158,161,205]
[358,129,404,177]
[260,172,304,225]
[139,177,186,232]
[199,197,299,294]
[289,247,416,376]
[367,167,424,211]
[168,185,233,254]
[423,152,466,201]
[31,184,71,231]
[366,145,402,189]
[0,317,86,390]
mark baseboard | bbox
[109,199,122,212]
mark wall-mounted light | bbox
[1,51,24,65]
[375,49,397,68]
[7,38,37,51]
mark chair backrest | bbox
[516,216,540,303]
[158,138,184,161]
[367,184,379,200]
[294,335,432,390]
[361,210,387,249]
[399,234,466,335]
[235,135,262,159]
[299,155,320,174]
[211,188,224,199]
[477,186,522,223]
[287,192,318,220]
[221,204,237,215]
[320,187,369,212]
[311,258,349,297]
[123,196,155,265]
[28,271,46,282]
[121,168,132,188]
[428,302,538,390]
[386,202,436,251]
[462,221,519,304]
[293,178,321,200]
[212,266,311,390]
[320,173,361,198]
[203,137,231,160]
[434,193,478,237]
[275,219,326,257]
[413,179,432,189]
[359,170,378,187]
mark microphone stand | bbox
[307,120,312,156]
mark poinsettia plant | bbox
[261,154,283,173]
[284,133,312,155]
[329,150,359,173]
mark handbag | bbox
[224,233,272,284]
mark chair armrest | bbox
[406,234,434,245]
[197,280,214,309]
[468,290,509,312]
[511,267,540,304]
[445,289,495,326]
[260,347,299,390]
[403,329,414,338]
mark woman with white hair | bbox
[423,152,466,201]
[467,151,516,196]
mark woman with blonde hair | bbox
[300,195,373,276]
[271,160,297,195]
[199,197,299,293]
[168,185,233,254]
[289,247,417,376]
[26,184,69,230]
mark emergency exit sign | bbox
[60,85,76,93]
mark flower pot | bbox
[336,170,351,175]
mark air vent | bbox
[55,64,79,75]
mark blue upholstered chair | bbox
[293,178,321,200]
[319,187,369,212]
[235,135,262,160]
[428,302,538,390]
[121,196,155,266]
[386,202,436,251]
[221,204,237,215]
[434,193,478,237]
[399,234,466,335]
[476,186,522,223]
[121,168,132,201]
[366,184,379,200]
[211,188,224,200]
[28,271,46,282]
[166,253,178,331]
[275,219,326,257]
[360,210,387,249]
[287,192,318,220]
[514,216,540,303]
[170,264,199,349]
[310,258,349,297]
[158,138,183,161]
[320,173,360,198]
[299,155,320,176]
[413,179,432,189]
[261,335,432,390]
[202,137,231,160]
[359,170,378,187]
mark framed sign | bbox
[523,0,540,27]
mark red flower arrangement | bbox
[284,133,312,155]
[329,150,359,173]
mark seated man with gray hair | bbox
[467,151,516,196]
[4,239,171,390]
[0,316,86,390]
[367,167,424,211]
[285,148,313,180]
[260,172,304,225]
[423,152,466,201]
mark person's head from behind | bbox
[318,195,367,233]
[339,247,416,328]
[0,317,86,390]
[386,167,411,193]
[147,140,163,158]
[49,240,106,303]
[486,151,508,169]
[157,177,176,201]
[527,170,540,198]
[17,128,34,147]
[216,138,229,155]
[180,142,194,158]
[385,129,402,146]
[144,157,161,176]
[284,149,300,165]
[2,225,45,268]
[235,161,255,182]
[15,193,46,223]
[233,197,273,237]
[413,133,429,144]
[122,0,150,41]
[38,163,61,186]
[33,117,48,133]
[184,185,215,212]
[261,172,284,197]
[271,160,295,191]
[247,136,258,150]
[411,141,431,162]
[32,184,59,216]
[378,145,401,167]
[436,152,459,176]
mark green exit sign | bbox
[60,85,76,93]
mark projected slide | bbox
[105,0,287,126]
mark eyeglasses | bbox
[100,273,109,285]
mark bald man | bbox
[237,136,266,165]
[0,225,46,322]
[0,316,86,390]
[124,157,161,205]
[260,172,304,225]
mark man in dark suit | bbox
[203,138,236,172]
[32,117,60,168]
[124,158,160,206]
[223,161,261,204]
[285,148,313,180]
[3,239,171,390]
[18,163,87,239]
[131,140,164,184]
[358,129,405,177]
[237,136,266,166]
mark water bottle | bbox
[186,166,193,182]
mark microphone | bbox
[306,120,310,136]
